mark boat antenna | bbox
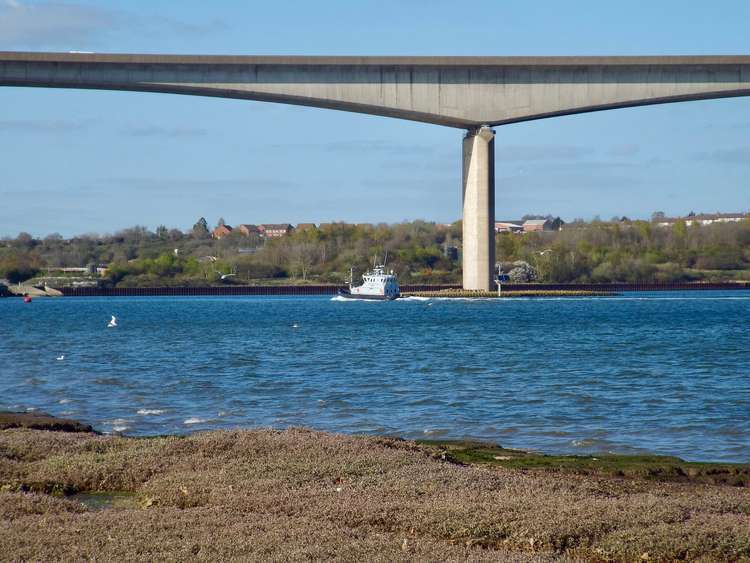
[383,249,388,266]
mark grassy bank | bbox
[419,440,750,487]
[1,425,749,561]
[404,289,615,298]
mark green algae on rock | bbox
[417,439,750,487]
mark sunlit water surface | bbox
[1,292,748,462]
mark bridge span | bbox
[2,52,749,289]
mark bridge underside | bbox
[2,53,750,289]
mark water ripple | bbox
[1,292,749,462]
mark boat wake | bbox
[331,295,432,303]
[330,295,384,302]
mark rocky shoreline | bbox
[0,411,94,433]
[1,412,749,560]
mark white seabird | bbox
[214,269,237,281]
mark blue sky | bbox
[0,0,749,237]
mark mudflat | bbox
[1,426,749,561]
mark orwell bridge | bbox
[2,52,749,290]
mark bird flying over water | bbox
[214,269,237,281]
[107,315,118,328]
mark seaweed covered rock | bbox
[0,412,94,433]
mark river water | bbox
[1,292,748,462]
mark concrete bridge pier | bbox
[462,126,496,291]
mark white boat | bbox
[339,264,400,300]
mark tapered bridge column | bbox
[462,126,495,291]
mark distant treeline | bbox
[0,221,461,286]
[3,217,750,286]
[502,218,750,283]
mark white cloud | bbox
[0,1,226,47]
[0,118,95,132]
[0,1,118,46]
[495,145,593,161]
[607,144,640,157]
[695,147,750,165]
[121,125,209,139]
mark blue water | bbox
[1,292,748,462]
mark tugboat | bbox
[339,262,400,300]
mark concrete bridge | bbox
[2,52,749,289]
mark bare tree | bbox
[288,242,319,281]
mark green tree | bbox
[0,254,40,283]
[192,217,210,239]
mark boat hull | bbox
[338,290,399,301]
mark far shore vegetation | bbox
[4,214,750,288]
